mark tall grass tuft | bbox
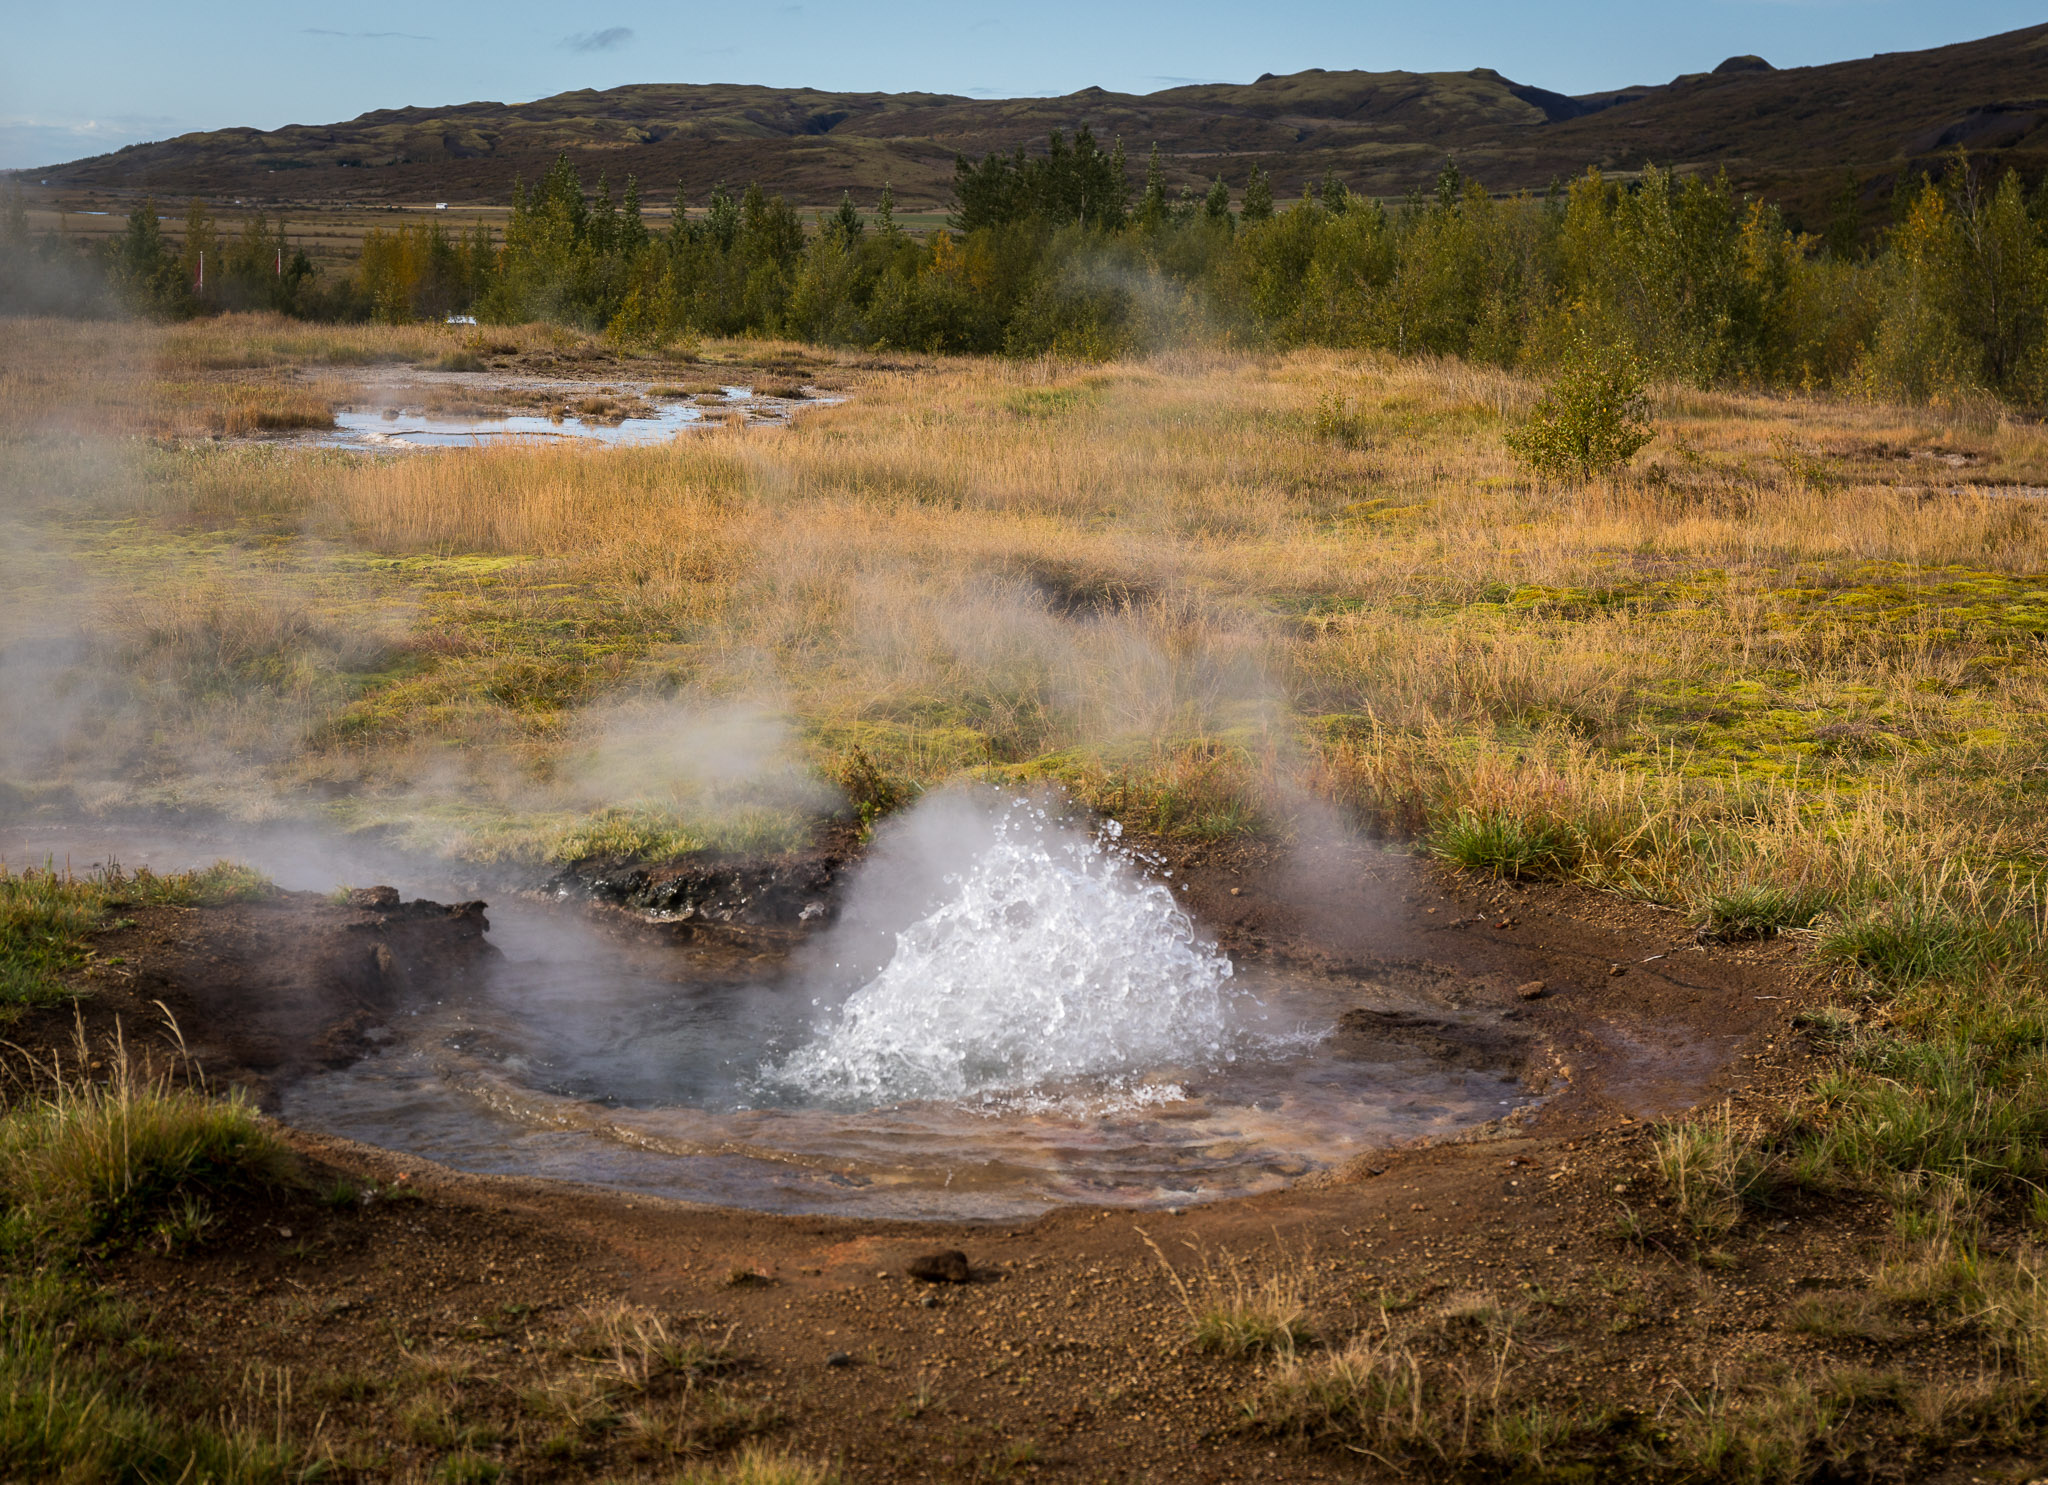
[1244,1311,1566,1470]
[673,1446,835,1485]
[0,1023,292,1258]
[1428,807,1581,879]
[1701,883,1831,941]
[1819,904,2016,989]
[1653,1104,1782,1241]
[1141,1231,1316,1359]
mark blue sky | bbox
[4,0,2041,170]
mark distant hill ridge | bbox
[28,23,2048,228]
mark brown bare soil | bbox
[12,839,1960,1483]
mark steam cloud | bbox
[571,698,840,819]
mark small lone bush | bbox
[1504,344,1654,481]
[836,747,910,835]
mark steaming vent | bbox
[765,801,1243,1108]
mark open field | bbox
[2,313,2047,1480]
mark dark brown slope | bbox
[1528,22,2048,222]
[28,23,2048,223]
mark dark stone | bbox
[544,855,842,931]
[906,1249,971,1284]
[825,1351,853,1367]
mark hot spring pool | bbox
[276,799,1539,1218]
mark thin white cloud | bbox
[562,27,635,52]
[302,27,437,41]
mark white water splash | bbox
[769,800,1241,1107]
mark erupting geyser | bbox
[767,802,1242,1107]
[172,794,1539,1217]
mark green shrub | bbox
[836,746,911,835]
[1503,343,1654,481]
[1306,388,1372,448]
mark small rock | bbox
[1516,979,1547,1000]
[825,1351,853,1368]
[906,1249,971,1284]
[919,1293,941,1309]
[1608,963,1626,977]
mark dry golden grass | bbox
[0,318,366,437]
[1,317,2043,882]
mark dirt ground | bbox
[18,839,2031,1483]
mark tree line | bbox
[5,137,2047,405]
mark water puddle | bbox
[308,373,836,451]
[326,406,708,448]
